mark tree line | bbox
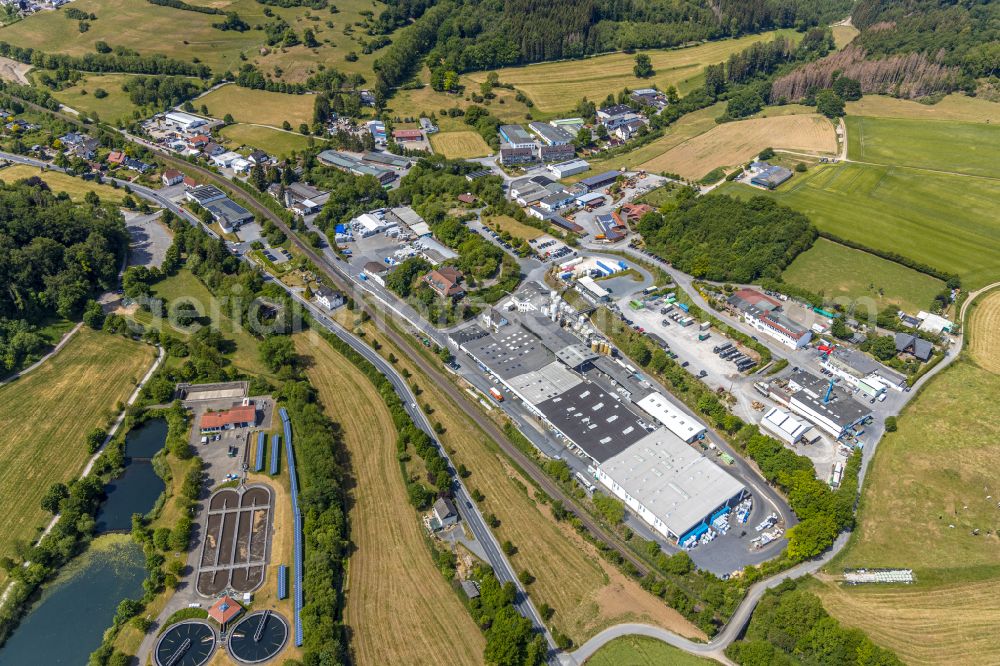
[0,41,211,78]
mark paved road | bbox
[0,322,81,386]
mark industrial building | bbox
[529,121,574,146]
[821,348,905,393]
[578,170,622,193]
[538,144,576,163]
[205,198,254,233]
[749,162,793,189]
[784,370,871,438]
[317,151,396,184]
[597,429,746,543]
[499,145,537,166]
[454,283,748,547]
[498,125,536,148]
[760,407,817,445]
[728,288,811,349]
[636,393,707,443]
[200,403,257,433]
[163,111,207,130]
[546,160,590,180]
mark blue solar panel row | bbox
[270,434,280,475]
[277,565,288,599]
[254,432,266,472]
[280,407,304,648]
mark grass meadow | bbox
[464,30,799,113]
[43,72,147,124]
[718,163,1000,289]
[0,329,154,582]
[845,94,1000,123]
[0,0,392,80]
[428,130,491,158]
[294,331,485,666]
[485,214,545,241]
[198,84,315,128]
[782,238,944,314]
[584,635,717,666]
[848,115,1000,178]
[220,123,314,157]
[0,164,127,202]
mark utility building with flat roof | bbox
[636,392,707,443]
[498,124,536,148]
[597,429,746,542]
[578,170,622,192]
[786,370,871,438]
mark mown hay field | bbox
[782,237,944,315]
[968,288,1000,375]
[639,113,836,179]
[465,30,799,113]
[198,84,314,128]
[294,331,485,666]
[429,130,492,159]
[0,330,154,582]
[339,314,704,646]
[848,115,1000,178]
[0,164,127,202]
[486,215,544,241]
[845,94,1000,123]
[718,163,1000,289]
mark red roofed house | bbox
[200,403,257,433]
[183,175,198,188]
[392,128,423,142]
[162,169,184,186]
[727,288,781,314]
[207,595,243,625]
[618,203,653,227]
[107,150,125,165]
[457,193,476,204]
[188,134,210,148]
[424,266,465,298]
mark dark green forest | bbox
[0,179,127,373]
[636,193,816,282]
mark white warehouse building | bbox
[760,407,817,445]
[597,429,746,543]
[636,392,707,443]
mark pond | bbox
[0,535,145,665]
[95,418,168,533]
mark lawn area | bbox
[485,214,544,241]
[636,183,684,208]
[845,94,1000,123]
[812,322,1000,665]
[639,113,836,179]
[220,123,314,157]
[429,130,492,158]
[128,269,271,377]
[293,331,484,666]
[0,164,127,202]
[584,635,717,666]
[198,84,314,128]
[0,329,154,583]
[848,115,1000,177]
[341,314,704,646]
[717,163,1000,289]
[465,30,799,113]
[43,72,150,124]
[781,237,944,314]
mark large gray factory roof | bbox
[536,382,650,462]
[461,327,555,380]
[600,429,746,539]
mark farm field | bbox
[812,320,1000,665]
[584,635,716,666]
[718,164,1000,289]
[465,30,799,113]
[0,329,154,582]
[0,164,127,202]
[781,238,944,315]
[294,331,485,666]
[220,123,314,157]
[42,72,146,123]
[845,94,1000,123]
[848,115,1000,177]
[339,314,705,646]
[0,0,391,79]
[429,130,491,159]
[968,288,1000,375]
[197,84,314,128]
[639,113,837,179]
[485,214,544,241]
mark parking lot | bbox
[184,396,275,487]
